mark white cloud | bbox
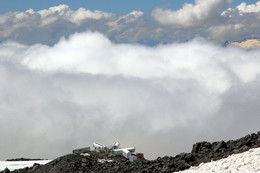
[150,1,260,43]
[107,10,144,31]
[0,5,145,45]
[208,1,260,42]
[21,32,231,93]
[0,32,260,160]
[35,5,115,26]
[2,4,114,29]
[151,0,230,27]
[222,1,260,16]
[1,2,260,45]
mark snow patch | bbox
[175,147,260,173]
[0,160,51,171]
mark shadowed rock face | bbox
[2,131,260,173]
[227,38,260,49]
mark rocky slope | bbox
[2,131,260,173]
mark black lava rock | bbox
[1,131,259,173]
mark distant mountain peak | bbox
[226,38,260,49]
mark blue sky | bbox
[1,0,259,15]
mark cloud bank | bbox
[0,32,260,160]
[1,1,260,45]
[0,4,146,45]
[222,1,260,15]
[151,0,230,27]
[207,1,260,42]
[152,0,260,42]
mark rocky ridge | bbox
[2,131,260,173]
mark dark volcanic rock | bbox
[6,158,44,161]
[213,141,227,152]
[2,131,260,173]
[3,168,10,173]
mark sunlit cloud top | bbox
[1,32,260,159]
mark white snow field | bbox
[0,160,51,171]
[175,147,260,173]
